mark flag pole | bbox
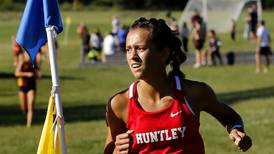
[46,26,67,154]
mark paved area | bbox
[79,51,273,67]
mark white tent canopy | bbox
[178,0,262,33]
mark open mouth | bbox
[130,62,143,72]
[131,63,141,69]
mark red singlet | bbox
[126,76,205,154]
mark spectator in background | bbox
[90,28,104,52]
[244,6,258,41]
[15,52,39,127]
[167,17,179,35]
[191,9,207,68]
[90,28,104,61]
[231,19,237,41]
[192,19,206,68]
[112,16,121,35]
[256,20,272,73]
[249,5,258,40]
[208,29,223,66]
[102,32,116,63]
[117,25,128,52]
[181,22,190,52]
[87,49,99,63]
[77,23,90,64]
[191,9,202,27]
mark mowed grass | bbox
[0,10,274,154]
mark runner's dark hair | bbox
[130,17,186,78]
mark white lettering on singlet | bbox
[136,133,143,144]
[135,127,187,144]
[159,130,165,141]
[142,133,150,143]
[165,129,172,141]
[150,132,158,143]
[171,128,178,139]
[177,127,187,138]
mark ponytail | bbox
[167,32,186,78]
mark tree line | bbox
[1,0,274,11]
[58,0,274,9]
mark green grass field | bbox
[0,10,274,154]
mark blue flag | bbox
[16,0,63,63]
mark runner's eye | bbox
[136,47,146,52]
[126,48,132,53]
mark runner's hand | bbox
[114,130,134,154]
[229,129,252,152]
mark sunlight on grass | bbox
[0,10,274,153]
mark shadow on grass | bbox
[0,72,80,80]
[0,103,106,126]
[0,72,15,79]
[1,86,273,126]
[40,74,81,80]
[218,86,274,104]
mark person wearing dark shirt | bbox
[181,22,190,52]
[77,23,91,64]
[230,19,237,41]
[248,5,258,40]
[208,30,223,66]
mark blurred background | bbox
[0,0,274,153]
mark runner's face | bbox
[126,28,167,80]
[208,31,213,38]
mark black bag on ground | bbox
[226,51,235,65]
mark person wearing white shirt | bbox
[256,20,272,73]
[102,33,116,63]
[112,16,121,35]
